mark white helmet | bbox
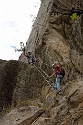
[52,64,55,67]
[52,61,59,67]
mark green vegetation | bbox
[70,13,78,21]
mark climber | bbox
[25,52,37,64]
[49,61,65,94]
[15,47,25,53]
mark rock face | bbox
[0,106,44,125]
[0,60,45,111]
[0,60,20,111]
[0,0,83,125]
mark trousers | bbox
[53,75,63,91]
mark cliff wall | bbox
[0,0,83,125]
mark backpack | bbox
[59,68,65,77]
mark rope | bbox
[35,66,54,87]
[35,67,48,82]
[43,62,51,67]
[38,67,48,76]
[24,52,54,87]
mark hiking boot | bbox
[56,90,62,95]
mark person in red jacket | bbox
[50,61,65,93]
